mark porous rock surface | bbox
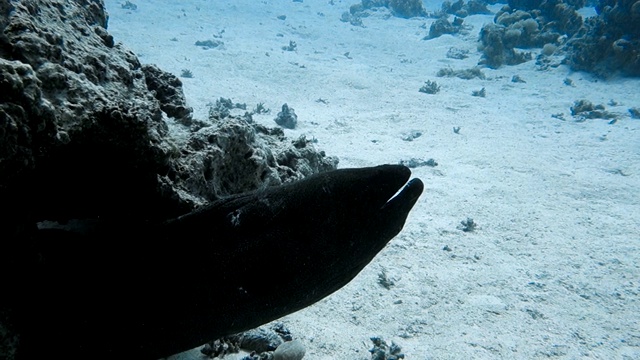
[478,0,640,77]
[349,0,427,18]
[0,0,337,224]
[563,0,640,77]
[273,340,306,360]
[0,0,336,357]
[440,0,492,18]
[479,0,582,68]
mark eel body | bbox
[7,164,423,359]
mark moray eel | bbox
[9,164,423,359]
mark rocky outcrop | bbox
[1,1,337,357]
[507,0,584,36]
[168,122,336,207]
[426,16,467,39]
[478,0,583,68]
[440,0,492,17]
[478,0,639,77]
[348,0,427,19]
[563,0,640,77]
[1,0,179,224]
[0,0,336,223]
[388,0,428,18]
[141,63,193,124]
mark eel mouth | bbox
[363,164,424,212]
[382,176,424,215]
[385,178,424,206]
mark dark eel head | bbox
[13,164,423,359]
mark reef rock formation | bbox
[275,103,298,129]
[1,0,179,224]
[426,16,467,39]
[0,0,337,226]
[440,0,492,17]
[348,0,427,19]
[564,0,640,77]
[388,0,428,17]
[507,0,584,35]
[478,23,534,68]
[1,0,339,357]
[478,0,583,68]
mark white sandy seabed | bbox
[104,1,640,359]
